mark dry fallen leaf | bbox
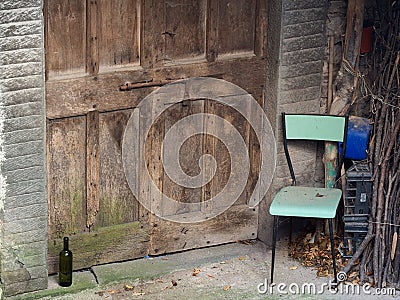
[192,268,201,276]
[171,279,177,286]
[95,291,104,296]
[161,257,169,260]
[124,284,135,291]
[238,256,246,261]
[223,285,231,291]
[207,274,215,278]
[289,266,298,270]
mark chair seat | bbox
[269,186,342,218]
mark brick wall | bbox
[0,0,47,297]
[259,0,328,244]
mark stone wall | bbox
[259,0,328,244]
[0,0,47,297]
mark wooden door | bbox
[45,0,268,273]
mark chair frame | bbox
[270,112,348,284]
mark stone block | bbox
[3,227,47,245]
[4,140,44,158]
[283,0,327,11]
[0,48,42,65]
[0,21,42,38]
[5,178,45,197]
[280,61,323,79]
[278,86,321,104]
[4,165,44,184]
[3,127,43,145]
[3,203,46,223]
[4,277,47,297]
[0,0,41,10]
[4,101,43,119]
[0,34,42,51]
[280,73,322,91]
[0,75,43,92]
[281,47,324,66]
[0,62,42,80]
[278,99,321,114]
[283,20,325,39]
[0,7,42,24]
[283,8,326,26]
[282,34,325,53]
[4,217,47,236]
[1,88,43,106]
[3,115,43,132]
[4,192,45,209]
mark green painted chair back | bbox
[282,113,348,186]
[284,114,347,142]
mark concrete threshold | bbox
[7,242,260,300]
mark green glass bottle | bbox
[59,237,73,287]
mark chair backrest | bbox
[282,113,348,185]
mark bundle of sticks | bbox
[341,2,400,288]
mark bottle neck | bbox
[63,237,69,251]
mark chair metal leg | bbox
[328,219,338,285]
[271,216,279,283]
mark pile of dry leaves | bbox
[289,232,360,284]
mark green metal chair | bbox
[269,113,348,284]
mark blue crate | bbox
[339,116,372,160]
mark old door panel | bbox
[161,100,204,217]
[98,0,141,71]
[47,117,87,238]
[97,110,140,227]
[164,0,207,62]
[45,0,87,79]
[218,0,257,56]
[46,0,267,270]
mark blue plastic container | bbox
[339,116,372,160]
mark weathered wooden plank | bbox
[164,0,206,62]
[254,0,268,57]
[47,221,149,274]
[96,110,139,227]
[45,0,86,78]
[149,204,258,255]
[161,100,204,216]
[47,117,87,238]
[218,0,257,56]
[46,57,266,119]
[86,110,100,229]
[202,100,254,209]
[87,0,99,75]
[206,0,218,62]
[141,0,164,68]
[97,0,140,71]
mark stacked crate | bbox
[342,161,372,258]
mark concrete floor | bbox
[8,234,399,300]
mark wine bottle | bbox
[59,236,73,287]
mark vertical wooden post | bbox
[86,110,100,229]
